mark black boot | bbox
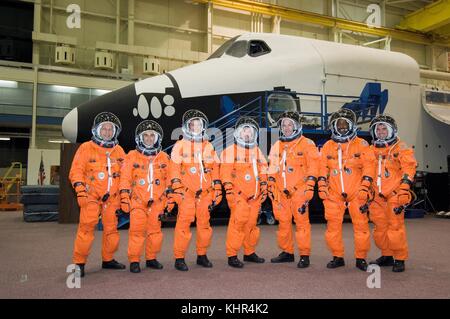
[243,252,265,263]
[392,260,405,272]
[370,255,394,267]
[196,255,213,268]
[356,258,368,271]
[146,259,163,269]
[75,264,85,278]
[228,256,244,268]
[175,258,189,271]
[130,262,141,273]
[297,255,310,268]
[102,259,126,270]
[327,256,345,269]
[270,251,295,263]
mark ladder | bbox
[0,162,24,211]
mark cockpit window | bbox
[225,40,248,58]
[207,36,240,60]
[207,37,272,59]
[248,40,271,57]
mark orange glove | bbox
[170,178,184,204]
[304,176,316,201]
[267,177,280,203]
[166,191,178,213]
[119,190,131,213]
[167,193,183,213]
[259,181,268,203]
[212,180,223,206]
[397,180,412,206]
[223,182,235,205]
[171,178,183,192]
[317,176,328,200]
[74,182,88,208]
[358,176,373,201]
[267,177,276,193]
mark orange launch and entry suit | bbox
[369,139,416,261]
[220,144,268,257]
[268,136,320,256]
[70,140,126,264]
[319,137,376,259]
[169,139,221,259]
[119,150,170,263]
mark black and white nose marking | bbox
[133,94,175,119]
[163,95,175,116]
[134,94,149,118]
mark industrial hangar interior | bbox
[0,0,449,301]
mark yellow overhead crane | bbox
[195,0,450,47]
[397,0,450,37]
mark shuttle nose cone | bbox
[62,108,78,143]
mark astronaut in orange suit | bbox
[167,109,222,271]
[69,112,126,277]
[368,115,416,273]
[119,120,170,273]
[267,111,319,268]
[221,117,268,268]
[318,108,376,271]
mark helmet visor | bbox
[373,122,394,141]
[278,117,301,138]
[139,129,160,148]
[234,124,258,146]
[185,117,206,137]
[96,122,116,141]
[333,118,352,136]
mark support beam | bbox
[434,23,450,37]
[194,0,450,47]
[32,0,41,65]
[128,0,134,74]
[31,0,41,149]
[32,32,78,46]
[207,2,213,54]
[95,41,209,63]
[397,0,450,32]
[30,67,38,149]
[271,15,281,34]
[116,0,120,73]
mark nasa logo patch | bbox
[98,172,105,180]
[139,179,146,186]
[155,179,160,185]
[190,167,197,174]
[332,169,339,176]
[245,174,251,181]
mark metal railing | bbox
[163,89,381,153]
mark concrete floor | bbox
[0,211,449,299]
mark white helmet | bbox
[135,120,163,156]
[329,108,357,143]
[233,116,259,148]
[181,109,209,142]
[369,114,398,147]
[91,112,122,148]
